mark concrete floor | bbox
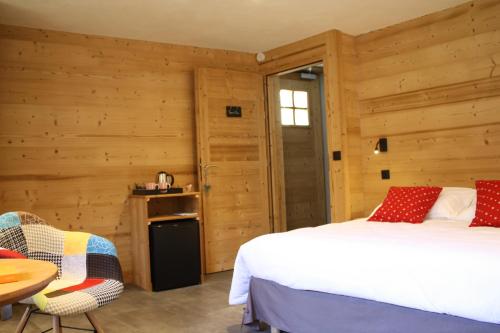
[1,271,267,333]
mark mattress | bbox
[229,218,500,324]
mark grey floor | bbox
[1,271,267,333]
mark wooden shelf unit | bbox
[129,192,204,291]
[147,213,199,222]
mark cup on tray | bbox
[145,182,159,190]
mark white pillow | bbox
[368,204,381,218]
[426,187,476,221]
[454,195,476,222]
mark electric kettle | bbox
[157,171,174,186]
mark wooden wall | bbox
[0,24,257,281]
[338,33,364,218]
[1,0,499,282]
[354,0,500,214]
[260,0,500,220]
[280,77,326,230]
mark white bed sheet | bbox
[229,218,500,324]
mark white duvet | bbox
[229,218,500,324]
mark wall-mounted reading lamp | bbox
[374,138,388,154]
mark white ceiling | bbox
[0,0,470,53]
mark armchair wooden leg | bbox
[85,312,104,333]
[52,315,62,333]
[15,305,32,333]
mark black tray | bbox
[133,188,183,195]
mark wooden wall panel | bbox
[0,24,257,281]
[355,0,500,215]
[355,0,500,62]
[340,33,364,218]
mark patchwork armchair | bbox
[0,211,123,333]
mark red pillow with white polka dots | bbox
[368,186,443,223]
[469,180,500,228]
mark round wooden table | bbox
[0,259,58,307]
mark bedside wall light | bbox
[374,138,388,154]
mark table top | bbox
[0,259,58,307]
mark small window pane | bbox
[280,90,293,107]
[295,109,309,126]
[294,91,308,108]
[281,108,294,125]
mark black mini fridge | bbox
[149,219,201,291]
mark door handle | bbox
[202,164,217,171]
[201,164,217,192]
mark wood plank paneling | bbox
[356,0,500,62]
[2,0,499,280]
[357,29,500,82]
[0,24,257,282]
[360,76,500,114]
[261,33,328,64]
[340,33,364,218]
[361,96,500,137]
[259,46,326,75]
[323,31,352,221]
[355,0,500,215]
[357,52,498,99]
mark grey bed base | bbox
[243,277,500,333]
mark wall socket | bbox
[333,151,341,161]
[381,170,390,180]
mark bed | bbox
[229,218,500,333]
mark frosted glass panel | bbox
[295,109,309,126]
[281,108,294,125]
[280,90,293,107]
[294,91,308,108]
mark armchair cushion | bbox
[0,248,26,258]
[0,211,123,316]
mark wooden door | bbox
[195,68,271,273]
[280,78,327,230]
